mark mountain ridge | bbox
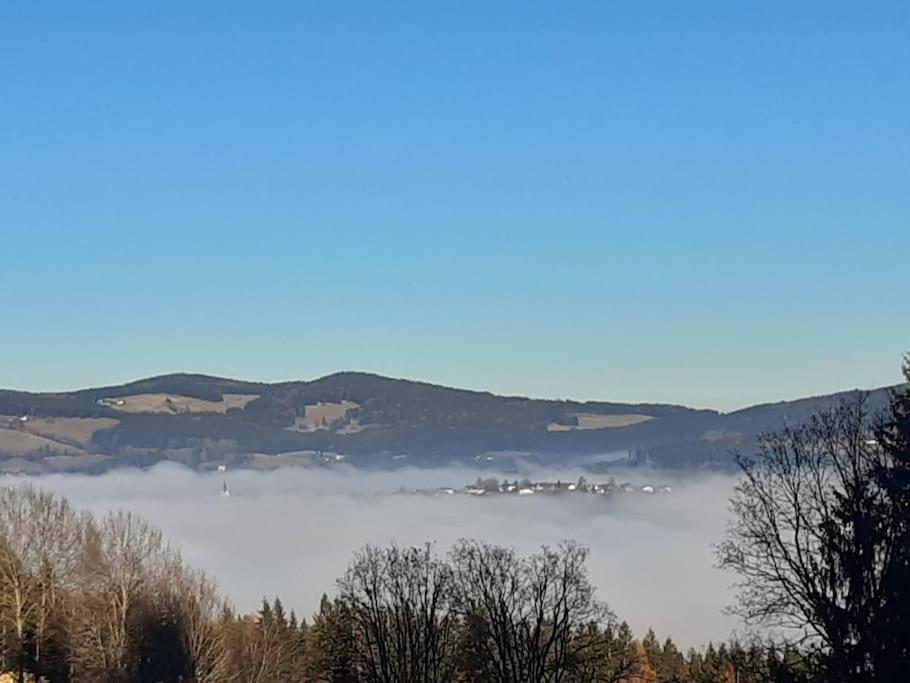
[9,370,719,412]
[0,372,899,474]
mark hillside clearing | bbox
[1,416,119,448]
[0,427,85,455]
[292,400,360,431]
[98,393,259,414]
[548,413,654,431]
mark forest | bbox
[0,360,907,682]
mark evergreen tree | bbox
[873,356,910,676]
[258,598,273,626]
[641,628,660,671]
[303,594,357,682]
[273,597,287,628]
[660,637,688,682]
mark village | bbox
[409,475,672,498]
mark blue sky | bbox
[1,2,908,409]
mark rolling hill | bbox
[0,372,898,474]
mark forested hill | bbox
[0,372,897,473]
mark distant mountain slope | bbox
[0,372,899,473]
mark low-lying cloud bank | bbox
[23,463,741,649]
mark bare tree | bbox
[69,509,177,680]
[718,393,898,681]
[174,568,232,682]
[221,611,303,683]
[338,543,457,683]
[0,485,87,682]
[449,539,614,683]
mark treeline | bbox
[0,485,805,682]
[233,594,811,683]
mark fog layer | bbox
[27,464,741,648]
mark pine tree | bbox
[303,594,356,682]
[660,637,688,682]
[641,628,660,674]
[698,643,721,683]
[273,597,287,628]
[874,357,910,676]
[257,598,273,626]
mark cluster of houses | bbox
[415,476,672,498]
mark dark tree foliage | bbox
[871,356,910,675]
[303,594,358,682]
[136,603,191,683]
[719,365,910,682]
